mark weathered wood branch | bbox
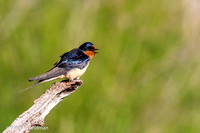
[3,80,82,133]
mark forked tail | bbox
[19,80,45,93]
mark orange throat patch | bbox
[83,51,95,59]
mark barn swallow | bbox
[22,42,98,92]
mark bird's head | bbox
[79,42,98,59]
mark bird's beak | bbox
[91,45,99,54]
[94,49,99,54]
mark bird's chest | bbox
[66,62,89,80]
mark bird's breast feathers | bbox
[65,62,89,81]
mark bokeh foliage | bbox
[1,0,200,132]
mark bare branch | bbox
[3,80,83,133]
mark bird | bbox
[22,42,98,92]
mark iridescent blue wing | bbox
[57,48,90,70]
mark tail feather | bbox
[20,75,62,93]
[21,67,66,93]
[19,80,44,93]
[29,67,66,82]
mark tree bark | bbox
[3,80,82,133]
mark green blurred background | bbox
[1,0,200,132]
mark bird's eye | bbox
[89,46,95,50]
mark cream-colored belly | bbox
[66,62,89,81]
